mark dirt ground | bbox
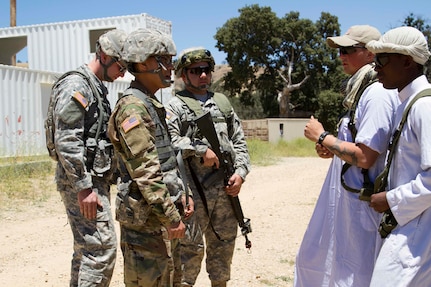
[0,157,330,287]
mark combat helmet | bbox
[97,29,128,59]
[175,47,215,76]
[122,28,176,63]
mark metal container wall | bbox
[0,13,174,157]
[0,65,135,157]
[0,13,172,73]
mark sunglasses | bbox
[187,66,212,75]
[339,45,366,55]
[155,55,173,69]
[115,60,127,73]
[374,54,390,68]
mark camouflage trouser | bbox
[162,229,182,287]
[171,238,182,287]
[180,215,205,285]
[121,228,173,287]
[181,187,237,284]
[58,179,117,287]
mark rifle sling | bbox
[187,158,228,243]
[375,88,431,238]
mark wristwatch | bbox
[317,131,330,144]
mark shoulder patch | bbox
[121,116,140,133]
[166,109,173,120]
[72,92,88,108]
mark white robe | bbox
[294,82,399,287]
[370,76,431,287]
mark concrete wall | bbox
[242,118,308,143]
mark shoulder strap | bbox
[341,79,378,194]
[347,79,378,141]
[176,90,205,117]
[61,70,104,141]
[175,90,234,138]
[175,90,233,118]
[213,92,233,118]
[45,70,103,160]
[375,88,431,237]
[375,88,431,193]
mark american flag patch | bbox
[72,92,88,108]
[166,109,173,120]
[121,116,140,133]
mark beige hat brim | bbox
[327,36,360,48]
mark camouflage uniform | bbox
[107,28,186,287]
[166,74,251,285]
[52,64,117,287]
[48,29,127,287]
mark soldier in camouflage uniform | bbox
[166,47,251,287]
[107,28,192,287]
[48,29,128,287]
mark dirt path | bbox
[0,157,330,287]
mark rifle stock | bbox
[195,112,252,249]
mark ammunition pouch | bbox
[115,181,151,226]
[85,138,114,177]
[45,119,58,161]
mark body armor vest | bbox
[122,88,177,172]
[45,68,113,176]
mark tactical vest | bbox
[45,69,113,176]
[115,88,181,226]
[121,88,177,173]
[175,90,234,138]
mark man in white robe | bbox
[295,25,399,287]
[367,26,431,287]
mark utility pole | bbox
[10,0,17,66]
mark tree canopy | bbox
[214,5,344,122]
[213,5,431,132]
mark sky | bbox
[1,0,430,64]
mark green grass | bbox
[0,138,316,205]
[0,155,54,204]
[248,138,317,166]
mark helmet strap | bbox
[133,61,172,87]
[100,54,116,82]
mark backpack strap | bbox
[375,88,431,193]
[347,79,378,140]
[374,88,431,238]
[340,79,378,196]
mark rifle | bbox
[195,111,252,249]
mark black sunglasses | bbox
[115,60,127,73]
[339,45,366,55]
[374,54,390,68]
[187,66,212,75]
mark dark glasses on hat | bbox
[374,54,390,68]
[187,66,212,75]
[339,45,366,55]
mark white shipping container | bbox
[0,13,174,157]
